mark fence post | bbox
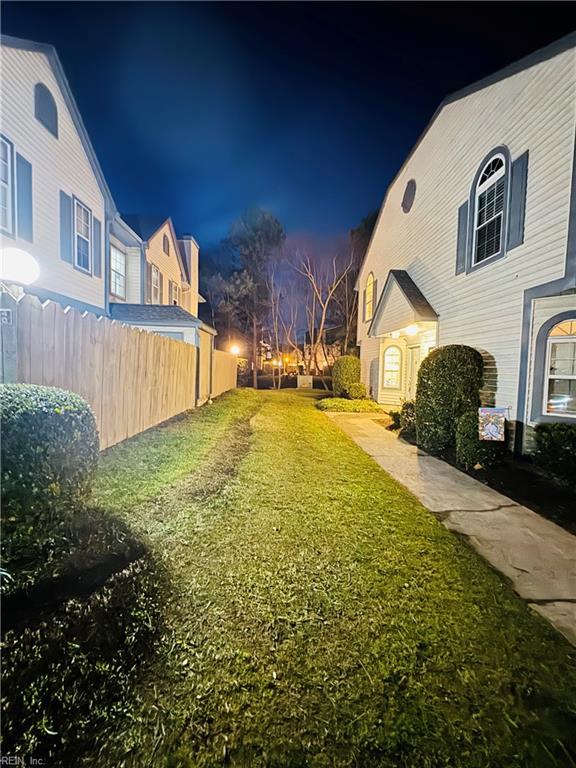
[0,290,19,383]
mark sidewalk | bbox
[326,412,576,646]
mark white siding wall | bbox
[358,47,575,421]
[0,45,106,310]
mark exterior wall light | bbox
[404,324,419,336]
[0,247,40,286]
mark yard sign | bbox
[478,408,506,441]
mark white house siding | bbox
[0,45,106,310]
[358,46,575,424]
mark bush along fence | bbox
[0,293,237,449]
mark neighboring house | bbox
[0,34,114,314]
[357,33,576,452]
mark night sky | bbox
[3,2,575,252]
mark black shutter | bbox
[455,201,468,274]
[507,151,529,251]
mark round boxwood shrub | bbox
[346,382,367,400]
[332,355,360,397]
[399,400,416,442]
[415,345,483,456]
[1,384,99,561]
[456,410,505,470]
[533,422,576,487]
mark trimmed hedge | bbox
[456,410,505,470]
[1,555,163,763]
[415,345,483,456]
[346,382,367,400]
[399,400,417,442]
[533,422,576,487]
[0,384,99,563]
[332,356,360,397]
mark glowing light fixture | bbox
[391,330,401,339]
[230,344,240,355]
[404,324,419,336]
[0,247,40,285]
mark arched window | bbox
[365,272,375,322]
[34,83,58,138]
[473,153,506,265]
[163,234,170,255]
[382,346,402,389]
[545,319,576,417]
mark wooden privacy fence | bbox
[1,293,207,449]
[213,349,238,397]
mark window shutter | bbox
[372,279,378,317]
[146,263,152,303]
[362,289,366,322]
[507,150,529,251]
[16,154,33,242]
[159,272,164,304]
[92,217,102,277]
[59,191,73,263]
[455,201,468,274]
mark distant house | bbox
[0,34,113,314]
[357,33,576,452]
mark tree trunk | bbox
[252,314,258,389]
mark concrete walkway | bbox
[326,412,576,646]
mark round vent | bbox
[401,179,416,213]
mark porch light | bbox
[0,247,40,286]
[404,324,419,336]
[391,331,401,339]
[230,344,240,355]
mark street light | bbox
[230,344,240,356]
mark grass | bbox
[87,389,575,767]
[317,396,383,412]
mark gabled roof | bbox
[368,269,437,337]
[1,34,116,214]
[357,31,576,286]
[110,303,201,327]
[122,214,191,284]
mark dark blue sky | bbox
[3,2,575,251]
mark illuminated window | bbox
[110,246,126,299]
[0,136,14,235]
[474,154,506,264]
[383,346,402,388]
[545,320,576,417]
[151,265,161,303]
[74,199,91,272]
[365,272,375,322]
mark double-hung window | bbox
[0,136,14,235]
[74,199,91,272]
[473,155,506,265]
[545,321,576,418]
[169,280,180,306]
[151,265,161,303]
[110,246,126,299]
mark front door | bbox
[407,346,420,399]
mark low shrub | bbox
[415,345,483,456]
[1,554,164,763]
[317,397,381,413]
[0,384,99,563]
[388,410,401,430]
[533,422,576,487]
[399,400,417,442]
[456,410,505,470]
[346,382,367,400]
[332,356,360,397]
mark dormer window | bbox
[163,234,170,255]
[34,83,58,138]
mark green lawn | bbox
[92,389,576,768]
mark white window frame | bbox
[365,272,374,322]
[0,135,14,236]
[473,154,506,267]
[74,198,92,273]
[110,246,127,299]
[543,335,576,419]
[382,345,402,389]
[169,280,180,306]
[151,265,161,304]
